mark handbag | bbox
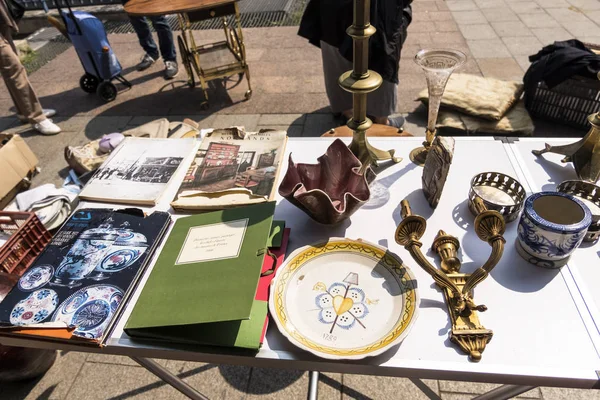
[5,0,25,22]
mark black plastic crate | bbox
[525,44,600,130]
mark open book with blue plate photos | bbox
[0,208,170,345]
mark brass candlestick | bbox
[339,0,401,167]
[410,49,466,166]
[395,197,505,361]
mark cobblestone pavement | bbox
[1,0,600,398]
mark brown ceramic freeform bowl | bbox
[278,139,375,225]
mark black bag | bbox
[5,0,25,22]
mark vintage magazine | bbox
[0,208,171,345]
[171,128,287,210]
[79,137,196,206]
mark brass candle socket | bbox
[340,0,401,167]
[394,197,506,361]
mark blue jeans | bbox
[127,13,176,62]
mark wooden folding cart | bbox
[124,0,252,109]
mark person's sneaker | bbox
[18,109,56,123]
[164,61,179,79]
[34,119,62,135]
[136,54,155,71]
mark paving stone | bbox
[491,20,533,37]
[586,10,600,20]
[246,369,340,400]
[166,362,251,400]
[66,362,187,400]
[258,114,305,126]
[446,0,478,10]
[342,376,439,400]
[0,351,88,400]
[257,124,303,137]
[430,31,468,44]
[414,1,440,11]
[546,6,593,21]
[482,7,521,21]
[502,35,544,56]
[451,10,488,24]
[566,0,600,10]
[459,23,499,39]
[541,387,600,399]
[439,380,499,394]
[535,0,571,7]
[578,35,600,44]
[213,114,261,130]
[467,38,513,58]
[519,11,561,28]
[427,11,454,21]
[434,20,460,31]
[561,19,600,37]
[474,0,508,8]
[437,0,451,10]
[409,21,438,33]
[406,32,434,45]
[477,57,525,80]
[531,26,572,44]
[508,1,545,12]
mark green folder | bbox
[125,202,276,345]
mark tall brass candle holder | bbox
[395,197,505,361]
[339,0,401,167]
[410,49,466,166]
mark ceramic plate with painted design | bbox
[52,284,123,339]
[18,265,54,291]
[269,238,419,360]
[10,289,59,325]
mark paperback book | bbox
[171,128,287,210]
[79,137,196,206]
[0,208,171,345]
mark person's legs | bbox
[320,41,353,120]
[129,15,160,61]
[0,27,44,123]
[149,16,176,62]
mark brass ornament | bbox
[532,111,600,183]
[340,0,401,167]
[394,198,506,361]
[422,136,455,208]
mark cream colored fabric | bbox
[436,101,534,136]
[418,73,524,121]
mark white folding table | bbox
[1,137,599,400]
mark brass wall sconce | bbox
[394,198,506,361]
[339,0,401,167]
[532,111,600,183]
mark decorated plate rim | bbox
[268,237,419,360]
[52,283,123,322]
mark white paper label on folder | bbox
[175,218,249,265]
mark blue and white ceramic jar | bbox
[517,192,592,268]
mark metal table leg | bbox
[307,371,319,400]
[473,385,537,400]
[131,356,209,400]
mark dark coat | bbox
[298,0,412,84]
